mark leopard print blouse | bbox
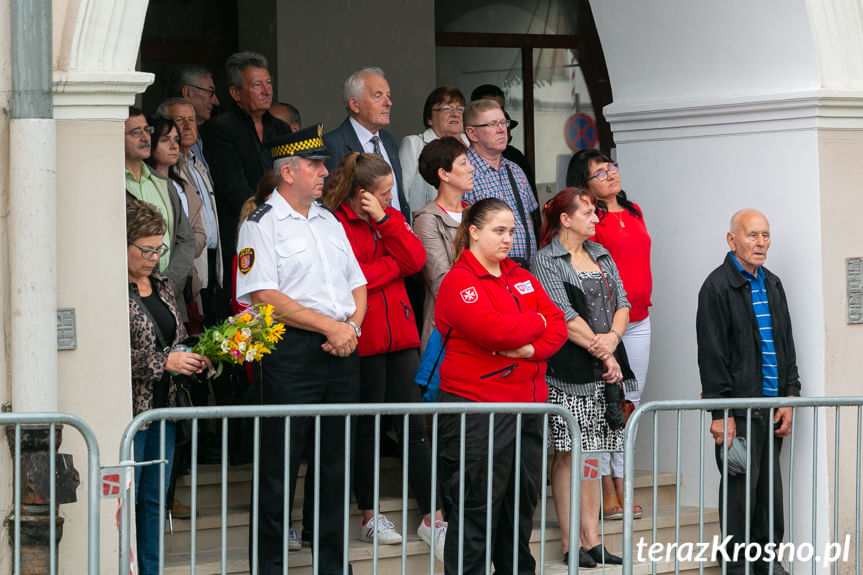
[128,273,188,420]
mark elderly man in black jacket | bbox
[201,51,291,285]
[696,209,799,575]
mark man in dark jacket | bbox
[200,51,291,285]
[696,209,799,575]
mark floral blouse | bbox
[128,272,187,418]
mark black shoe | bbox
[579,548,597,568]
[586,544,623,565]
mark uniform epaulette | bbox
[317,202,336,217]
[247,203,272,223]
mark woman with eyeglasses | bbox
[399,86,470,213]
[126,199,210,575]
[566,149,653,522]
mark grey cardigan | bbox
[531,236,630,395]
[413,200,461,352]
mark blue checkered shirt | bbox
[465,147,538,262]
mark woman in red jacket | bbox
[322,152,447,558]
[434,198,567,575]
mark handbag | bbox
[172,373,196,445]
[415,327,452,402]
[621,398,636,427]
[129,286,195,443]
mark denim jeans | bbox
[133,421,176,575]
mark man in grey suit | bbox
[323,67,411,223]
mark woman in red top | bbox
[567,149,652,519]
[322,152,448,558]
[434,198,567,574]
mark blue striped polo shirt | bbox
[730,252,778,396]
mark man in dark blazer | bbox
[200,51,291,285]
[323,67,410,223]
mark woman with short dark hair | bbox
[413,136,473,351]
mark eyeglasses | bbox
[126,126,155,138]
[188,84,217,97]
[469,119,511,129]
[586,163,619,182]
[130,242,169,260]
[432,105,465,114]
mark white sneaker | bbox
[287,527,301,552]
[417,519,447,562]
[360,514,403,544]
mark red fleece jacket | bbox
[435,250,567,402]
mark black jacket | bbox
[696,253,802,420]
[200,102,291,262]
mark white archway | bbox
[591,1,863,569]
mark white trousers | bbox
[601,316,651,477]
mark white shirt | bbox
[235,192,366,321]
[399,128,471,214]
[349,117,401,212]
[172,180,189,217]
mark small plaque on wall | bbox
[847,258,863,324]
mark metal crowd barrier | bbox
[622,397,863,575]
[117,403,585,575]
[1,412,101,575]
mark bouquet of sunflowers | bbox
[192,303,286,376]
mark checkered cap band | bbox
[271,136,325,158]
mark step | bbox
[164,535,443,575]
[166,480,685,556]
[175,463,680,510]
[165,496,425,554]
[163,545,723,575]
[167,466,696,556]
[163,503,720,574]
[175,460,406,508]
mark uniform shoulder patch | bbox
[247,203,272,223]
[238,248,255,275]
[460,286,479,304]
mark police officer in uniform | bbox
[236,124,367,575]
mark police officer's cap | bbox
[269,124,332,160]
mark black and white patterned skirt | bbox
[548,383,624,452]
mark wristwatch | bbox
[346,320,362,337]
